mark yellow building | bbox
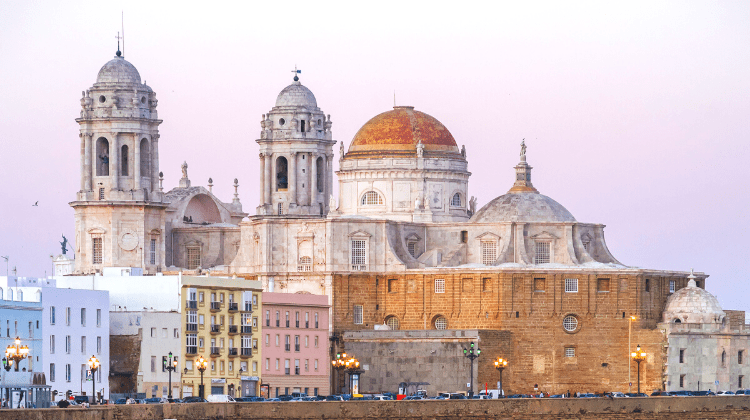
[180,275,262,398]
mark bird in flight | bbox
[32,201,38,206]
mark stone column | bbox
[258,153,265,205]
[134,133,141,191]
[111,132,119,190]
[79,133,86,191]
[289,152,297,205]
[151,134,160,193]
[91,135,98,180]
[326,154,333,211]
[84,133,92,191]
[264,154,272,205]
[310,153,317,208]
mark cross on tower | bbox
[115,31,122,56]
[291,65,301,81]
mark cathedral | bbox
[70,50,748,395]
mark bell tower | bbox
[70,48,167,274]
[256,70,336,216]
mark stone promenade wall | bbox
[1,396,749,420]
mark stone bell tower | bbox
[70,47,167,274]
[256,70,336,216]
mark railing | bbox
[228,348,238,356]
[297,264,311,272]
[351,265,367,271]
[241,348,252,357]
[186,346,197,355]
[210,302,221,311]
[285,368,290,375]
[295,345,300,352]
[295,367,300,375]
[243,303,253,312]
[241,326,253,333]
[186,323,198,332]
[228,325,238,334]
[285,344,290,351]
[295,321,299,328]
[285,321,290,328]
[210,346,220,355]
[211,325,220,333]
[187,300,197,309]
[276,320,280,327]
[315,322,318,329]
[305,321,309,328]
[228,302,238,311]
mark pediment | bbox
[348,229,372,239]
[581,233,593,242]
[149,228,162,235]
[405,233,421,242]
[87,227,106,235]
[476,231,500,241]
[184,239,203,247]
[531,231,559,240]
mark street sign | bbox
[715,380,720,386]
[629,382,632,387]
[86,370,92,381]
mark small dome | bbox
[346,106,460,159]
[664,274,724,324]
[275,81,317,108]
[470,192,576,223]
[96,56,142,85]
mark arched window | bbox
[316,157,324,192]
[451,193,461,207]
[361,191,383,206]
[121,145,129,176]
[385,316,400,330]
[140,138,150,177]
[434,316,448,330]
[96,137,110,176]
[673,318,681,324]
[276,156,288,190]
[722,350,727,367]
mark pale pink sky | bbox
[1,2,748,314]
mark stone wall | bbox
[109,333,141,395]
[2,397,749,419]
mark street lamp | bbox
[164,352,178,399]
[5,337,29,372]
[628,315,636,393]
[88,355,100,405]
[195,355,208,399]
[331,352,347,394]
[463,342,481,397]
[494,357,508,397]
[344,356,363,396]
[631,344,647,395]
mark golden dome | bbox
[345,106,461,159]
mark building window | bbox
[350,239,367,270]
[81,308,86,326]
[353,305,363,325]
[645,279,651,292]
[482,278,492,292]
[679,374,685,388]
[388,279,398,293]
[150,238,157,265]
[151,356,156,372]
[65,364,71,382]
[96,309,101,327]
[407,241,417,258]
[451,193,461,207]
[361,191,384,206]
[295,359,300,375]
[99,188,105,200]
[679,349,685,363]
[722,350,727,367]
[481,241,497,265]
[305,312,309,328]
[66,307,71,326]
[435,278,445,294]
[97,336,101,354]
[534,278,546,292]
[434,316,447,330]
[50,363,55,382]
[461,230,468,243]
[565,347,575,358]
[295,312,299,328]
[285,311,290,327]
[740,375,744,388]
[187,246,201,270]
[50,335,55,354]
[151,327,156,337]
[315,312,319,329]
[314,336,319,348]
[50,306,56,325]
[92,237,103,264]
[563,315,578,332]
[285,359,290,375]
[278,203,283,215]
[534,242,550,264]
[275,335,279,346]
[65,335,71,353]
[565,278,578,293]
[739,350,744,365]
[314,359,319,371]
[305,359,309,372]
[669,280,675,294]
[597,278,610,293]
[297,256,312,272]
[385,316,400,330]
[266,310,270,327]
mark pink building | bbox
[261,293,330,397]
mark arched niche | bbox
[184,194,222,224]
[276,156,288,190]
[96,137,110,176]
[121,144,129,176]
[140,138,150,176]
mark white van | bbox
[478,389,501,399]
[206,394,236,403]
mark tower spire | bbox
[508,139,538,193]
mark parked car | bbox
[610,392,627,398]
[716,391,735,396]
[735,390,749,395]
[430,395,446,400]
[691,391,715,396]
[650,391,672,397]
[402,395,425,400]
[182,396,208,403]
[114,398,127,404]
[265,398,281,402]
[145,397,168,404]
[671,390,691,397]
[548,394,566,398]
[206,394,236,403]
[625,393,648,397]
[578,393,598,398]
[74,395,93,405]
[166,398,182,403]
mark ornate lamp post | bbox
[331,352,347,394]
[5,337,29,372]
[494,357,508,397]
[631,344,647,395]
[463,342,481,397]
[164,352,178,399]
[88,355,100,405]
[344,356,364,396]
[195,355,208,399]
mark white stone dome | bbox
[663,274,724,324]
[470,192,576,223]
[96,55,142,85]
[275,81,317,108]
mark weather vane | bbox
[291,65,301,81]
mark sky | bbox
[0,1,748,315]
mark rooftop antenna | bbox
[121,11,125,58]
[291,65,301,81]
[1,256,7,277]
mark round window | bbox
[563,315,578,332]
[279,118,286,126]
[385,316,400,330]
[434,316,447,330]
[99,95,106,103]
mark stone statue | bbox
[329,194,336,210]
[99,152,109,166]
[469,196,477,214]
[415,196,422,210]
[423,196,430,210]
[181,161,188,179]
[416,139,424,158]
[461,145,466,158]
[520,139,526,160]
[60,235,68,255]
[339,141,345,160]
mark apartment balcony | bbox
[210,346,221,356]
[186,346,197,355]
[186,323,198,332]
[228,302,238,312]
[228,325,238,335]
[227,348,238,357]
[242,303,253,312]
[295,367,300,375]
[284,344,290,352]
[240,348,252,358]
[210,324,221,334]
[187,300,198,309]
[241,326,253,334]
[210,302,221,312]
[294,345,300,352]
